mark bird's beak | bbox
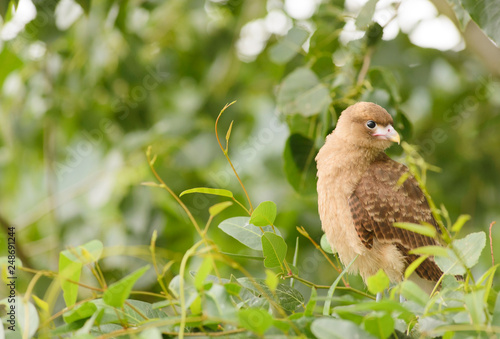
[373,124,400,144]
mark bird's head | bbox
[334,102,400,151]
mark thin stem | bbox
[356,46,374,86]
[490,221,496,266]
[231,196,251,215]
[215,102,254,213]
[146,149,203,235]
[178,240,204,339]
[149,231,178,315]
[146,148,221,284]
[19,266,104,292]
[296,226,349,286]
[290,274,375,300]
[94,262,108,289]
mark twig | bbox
[490,221,496,265]
[215,102,254,213]
[296,226,349,286]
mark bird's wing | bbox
[348,154,443,281]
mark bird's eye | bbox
[366,120,376,129]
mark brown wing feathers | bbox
[348,154,443,281]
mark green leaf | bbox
[305,287,317,316]
[404,255,429,279]
[63,301,98,324]
[393,222,437,238]
[320,234,335,254]
[435,232,486,275]
[460,0,500,45]
[0,39,22,89]
[224,282,242,296]
[277,67,332,117]
[57,244,96,308]
[409,246,449,258]
[335,300,413,320]
[205,284,237,320]
[103,265,150,308]
[311,317,377,339]
[265,269,278,292]
[269,26,310,64]
[225,120,233,143]
[209,201,233,217]
[238,278,304,312]
[355,0,379,29]
[249,201,277,226]
[60,240,104,265]
[283,133,317,195]
[218,217,280,251]
[180,187,233,198]
[363,312,395,339]
[194,257,212,291]
[394,110,413,141]
[261,232,287,270]
[238,308,273,335]
[451,214,471,233]
[366,269,390,295]
[59,253,83,307]
[464,289,487,325]
[400,280,428,307]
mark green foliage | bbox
[367,269,390,295]
[218,216,280,251]
[435,232,486,275]
[261,232,287,270]
[460,0,500,44]
[283,133,317,195]
[277,67,332,117]
[1,0,499,338]
[102,265,150,308]
[249,201,277,226]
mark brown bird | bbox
[316,102,443,295]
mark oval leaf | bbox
[238,308,273,335]
[461,0,500,46]
[249,201,277,226]
[218,217,281,251]
[277,67,332,117]
[180,187,233,198]
[451,214,471,233]
[209,201,233,217]
[393,222,437,238]
[366,269,390,295]
[409,246,449,258]
[261,232,287,270]
[269,26,310,64]
[311,317,376,339]
[103,265,150,308]
[320,234,335,254]
[435,232,486,275]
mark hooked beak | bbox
[372,124,400,144]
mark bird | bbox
[315,102,443,295]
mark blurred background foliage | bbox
[0,0,499,308]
